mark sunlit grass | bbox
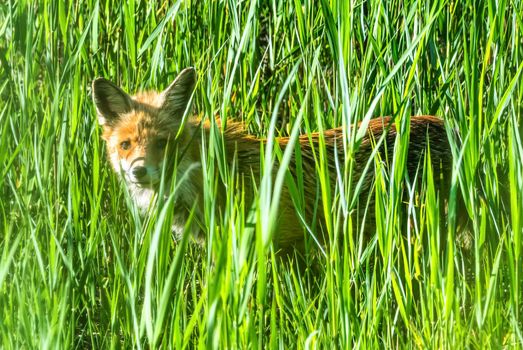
[0,0,521,348]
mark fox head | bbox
[92,67,197,190]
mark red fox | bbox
[92,67,456,251]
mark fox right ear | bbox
[160,67,197,118]
[92,78,133,125]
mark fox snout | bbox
[122,157,162,188]
[132,165,147,179]
[127,166,159,187]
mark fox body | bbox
[93,68,454,250]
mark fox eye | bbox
[120,140,131,150]
[156,138,168,149]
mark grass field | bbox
[1,0,522,348]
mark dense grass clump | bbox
[1,0,522,348]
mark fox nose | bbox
[132,166,147,179]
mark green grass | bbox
[1,0,522,348]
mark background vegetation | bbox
[1,0,522,348]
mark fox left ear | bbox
[160,67,196,118]
[92,78,133,126]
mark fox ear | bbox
[92,78,133,125]
[160,67,196,118]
